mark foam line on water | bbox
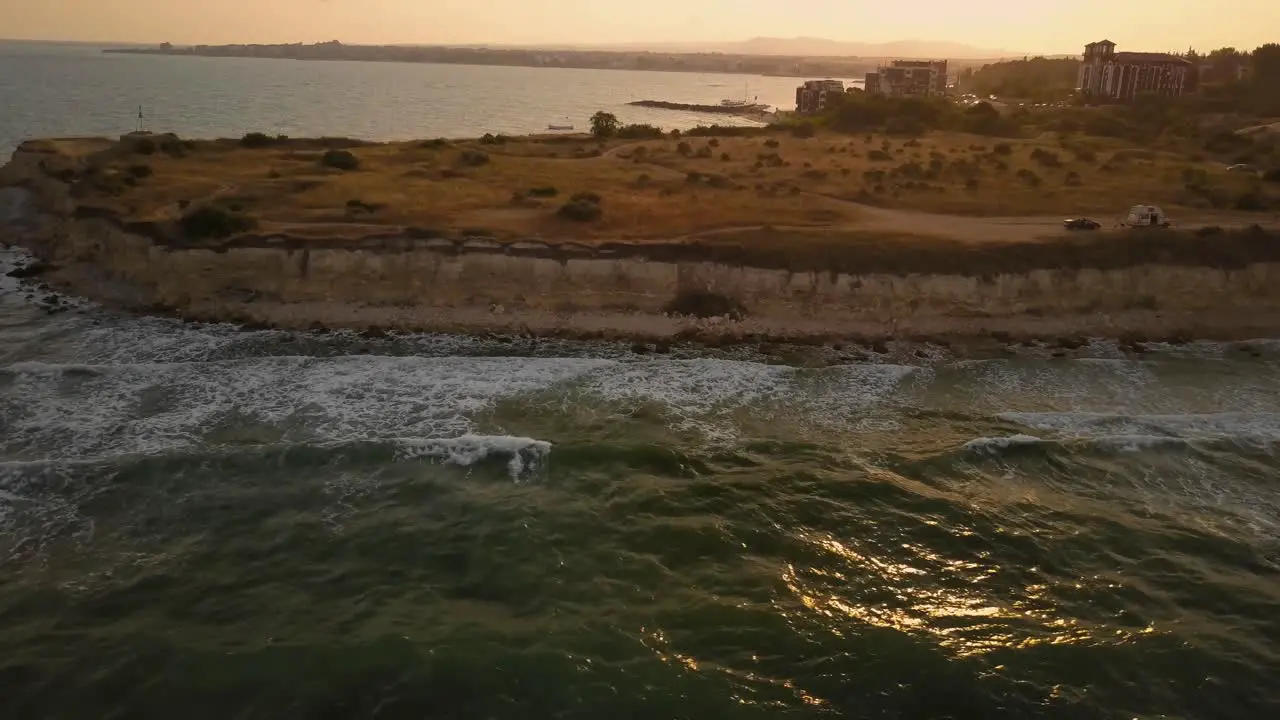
[0,356,612,460]
[998,411,1280,441]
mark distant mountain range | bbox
[535,37,1026,59]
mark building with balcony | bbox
[1077,40,1196,100]
[864,60,948,97]
[795,79,845,114]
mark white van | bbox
[1124,205,1169,228]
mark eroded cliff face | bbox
[4,149,1280,342]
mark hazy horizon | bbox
[0,0,1275,56]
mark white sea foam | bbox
[396,435,552,479]
[963,434,1045,453]
[0,356,610,461]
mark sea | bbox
[2,41,1280,719]
[0,40,851,157]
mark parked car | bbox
[1063,218,1101,230]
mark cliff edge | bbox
[4,133,1280,344]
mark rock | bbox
[5,260,52,279]
[630,342,650,355]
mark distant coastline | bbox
[103,41,881,79]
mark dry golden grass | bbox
[47,129,1278,245]
[71,135,855,241]
[640,131,1277,216]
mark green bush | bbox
[1030,148,1062,167]
[240,132,275,148]
[1235,192,1268,211]
[790,123,817,139]
[320,150,359,170]
[617,124,664,140]
[179,205,256,239]
[557,199,603,222]
[458,150,490,167]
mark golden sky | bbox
[0,0,1273,54]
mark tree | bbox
[589,111,620,138]
[1253,43,1280,83]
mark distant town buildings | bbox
[795,79,845,114]
[1077,40,1197,100]
[863,60,949,97]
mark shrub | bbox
[419,138,449,149]
[617,123,664,140]
[1074,147,1097,162]
[665,290,745,319]
[763,138,780,148]
[1195,225,1224,237]
[179,205,256,239]
[868,150,892,161]
[686,171,703,184]
[965,178,980,190]
[528,186,559,197]
[458,150,490,167]
[320,149,359,170]
[695,145,713,159]
[885,116,925,136]
[479,133,503,145]
[127,164,153,179]
[993,142,1013,155]
[635,173,651,186]
[1234,192,1268,211]
[1016,168,1042,187]
[240,132,274,148]
[790,123,816,139]
[1064,171,1082,186]
[557,199,602,222]
[720,152,731,162]
[345,199,384,214]
[132,137,157,155]
[676,141,693,156]
[1030,148,1062,167]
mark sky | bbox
[0,0,1274,55]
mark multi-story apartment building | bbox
[795,79,846,114]
[864,60,948,97]
[1077,40,1196,99]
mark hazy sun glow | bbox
[0,0,1273,55]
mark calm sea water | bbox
[2,41,1280,718]
[0,40,834,157]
